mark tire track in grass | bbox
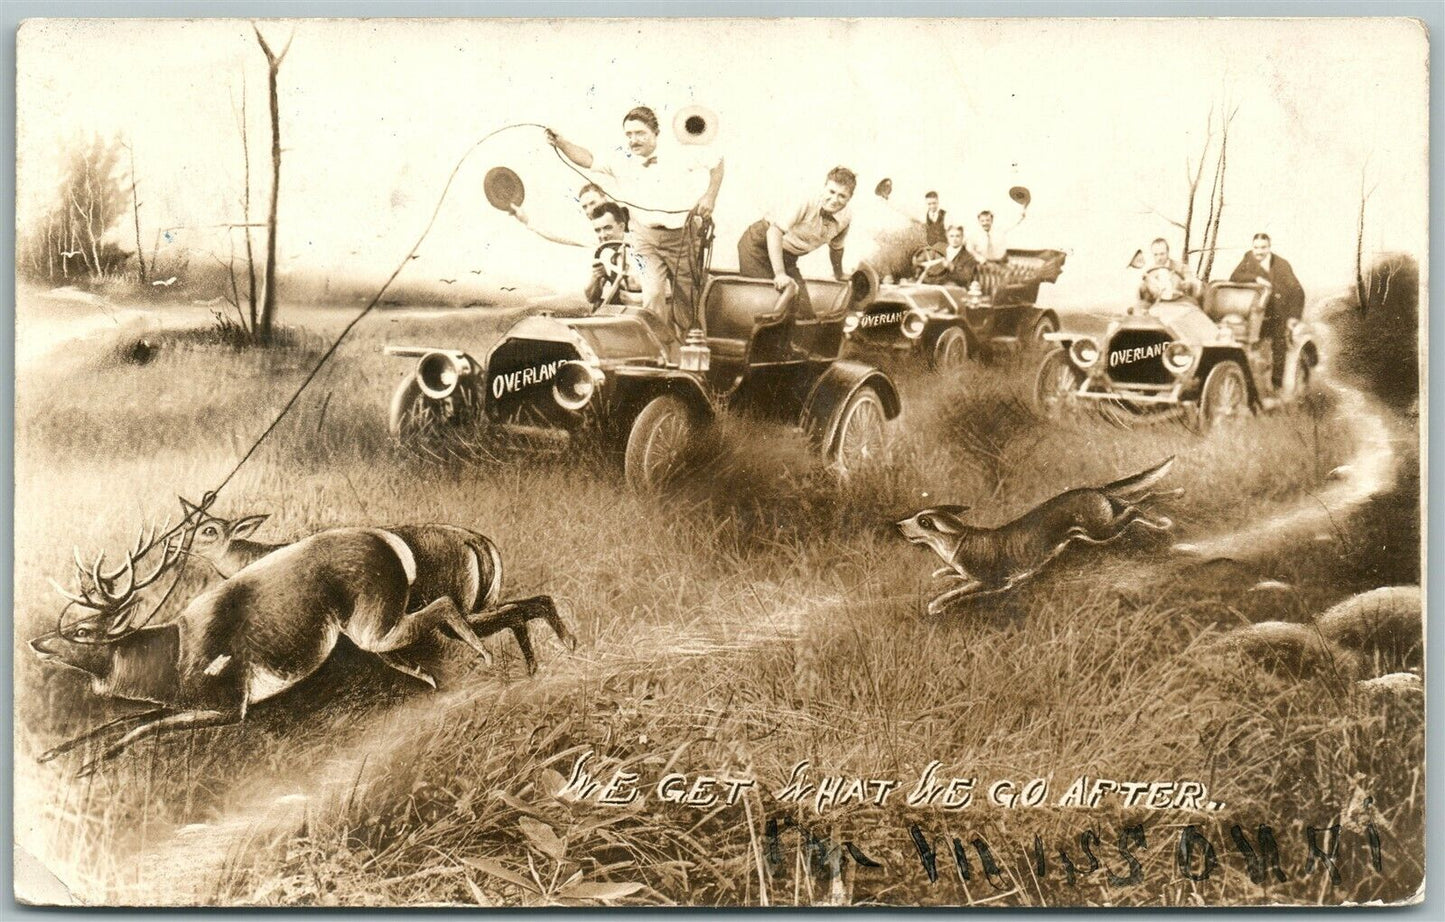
[103,381,1400,904]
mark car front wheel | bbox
[1198,360,1250,430]
[828,386,889,476]
[1028,314,1059,350]
[1033,348,1083,419]
[931,327,969,371]
[624,394,699,491]
[389,374,481,443]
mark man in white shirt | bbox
[547,107,726,343]
[965,205,1026,264]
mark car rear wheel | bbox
[1027,314,1059,350]
[1034,348,1083,418]
[828,386,889,476]
[624,394,698,491]
[1198,360,1250,429]
[931,327,969,371]
[389,374,481,443]
[1286,354,1315,399]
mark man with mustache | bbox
[548,107,725,345]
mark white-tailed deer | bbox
[176,501,574,675]
[897,457,1179,614]
[31,519,573,774]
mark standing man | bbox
[922,192,947,248]
[546,107,725,343]
[736,166,856,319]
[1230,232,1305,387]
[966,204,1026,264]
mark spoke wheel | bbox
[1198,360,1250,430]
[931,327,969,371]
[624,394,698,491]
[1028,314,1059,350]
[1033,348,1083,419]
[828,387,889,476]
[389,375,481,444]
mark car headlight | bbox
[1163,341,1194,374]
[552,360,603,411]
[900,310,927,340]
[843,313,861,334]
[416,351,471,400]
[1070,337,1100,367]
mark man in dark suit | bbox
[1230,233,1305,387]
[915,224,979,287]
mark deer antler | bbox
[53,522,188,638]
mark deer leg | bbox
[926,579,989,616]
[469,595,576,655]
[361,596,494,668]
[78,708,237,777]
[375,652,437,689]
[40,707,172,763]
[510,622,539,675]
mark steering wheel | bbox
[1142,265,1186,302]
[911,246,947,282]
[593,240,629,309]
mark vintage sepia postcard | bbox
[12,16,1428,907]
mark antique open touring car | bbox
[1033,272,1321,430]
[843,248,1068,370]
[385,261,902,490]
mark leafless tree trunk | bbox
[1198,103,1238,283]
[238,79,260,332]
[254,25,294,343]
[1353,161,1378,315]
[125,139,147,283]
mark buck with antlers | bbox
[30,507,575,775]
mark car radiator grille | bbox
[1105,329,1174,385]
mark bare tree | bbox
[1197,102,1239,282]
[124,138,147,283]
[1354,159,1379,314]
[17,133,132,283]
[1139,99,1237,281]
[254,24,294,343]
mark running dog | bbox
[897,457,1178,614]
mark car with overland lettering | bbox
[1033,274,1321,430]
[843,249,1067,370]
[385,270,901,490]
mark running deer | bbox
[897,457,1179,614]
[30,518,573,775]
[176,500,575,675]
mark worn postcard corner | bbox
[12,15,1427,908]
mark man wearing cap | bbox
[547,107,725,343]
[736,166,857,320]
[583,202,642,309]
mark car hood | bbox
[495,314,666,367]
[1117,301,1219,345]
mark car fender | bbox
[1281,336,1321,395]
[1197,346,1260,405]
[800,361,902,447]
[610,367,715,422]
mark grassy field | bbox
[12,282,1423,906]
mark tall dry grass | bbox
[12,292,1421,906]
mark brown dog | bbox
[897,458,1178,614]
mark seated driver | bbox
[1137,237,1201,304]
[917,224,979,287]
[583,202,641,309]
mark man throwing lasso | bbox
[547,107,725,344]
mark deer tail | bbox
[1101,456,1175,498]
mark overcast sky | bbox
[16,17,1429,308]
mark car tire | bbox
[389,373,481,443]
[624,394,698,491]
[827,386,889,476]
[1286,354,1314,399]
[1027,314,1059,350]
[931,327,969,371]
[1033,348,1083,419]
[1198,360,1250,430]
